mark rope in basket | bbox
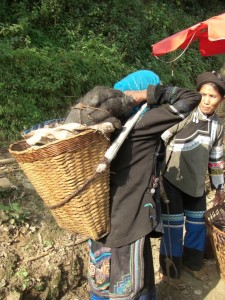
[46,156,109,210]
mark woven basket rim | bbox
[204,203,225,217]
[9,128,110,164]
[204,203,225,236]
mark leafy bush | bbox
[0,37,129,141]
[0,0,224,143]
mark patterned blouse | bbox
[162,106,224,197]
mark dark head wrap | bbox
[196,71,225,96]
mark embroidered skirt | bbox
[88,235,156,299]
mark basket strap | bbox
[47,160,109,210]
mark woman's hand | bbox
[124,90,147,105]
[212,189,225,206]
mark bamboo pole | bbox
[0,158,16,165]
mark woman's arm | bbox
[125,84,202,115]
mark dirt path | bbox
[152,238,225,300]
[1,150,225,300]
[153,192,225,300]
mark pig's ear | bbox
[80,86,109,106]
[90,95,100,106]
[82,86,125,106]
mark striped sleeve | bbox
[209,122,224,190]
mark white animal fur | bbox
[25,122,115,146]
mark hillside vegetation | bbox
[0,0,224,142]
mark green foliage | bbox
[0,0,224,142]
[0,36,128,141]
[0,200,29,225]
[15,268,30,291]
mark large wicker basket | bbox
[9,129,110,240]
[204,203,225,282]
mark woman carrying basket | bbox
[87,70,202,300]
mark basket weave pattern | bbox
[9,130,110,240]
[204,204,225,282]
[216,101,225,126]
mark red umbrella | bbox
[152,13,225,57]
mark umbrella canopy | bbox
[152,13,225,57]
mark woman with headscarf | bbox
[87,69,202,300]
[159,71,225,286]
